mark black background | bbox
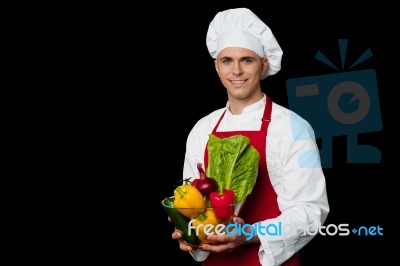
[89,3,388,265]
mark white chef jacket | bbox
[183,94,329,266]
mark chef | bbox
[172,7,329,266]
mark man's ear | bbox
[261,58,269,76]
[214,59,220,75]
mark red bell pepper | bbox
[209,189,235,221]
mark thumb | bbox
[232,216,245,225]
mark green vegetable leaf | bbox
[206,134,259,203]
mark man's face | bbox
[215,47,268,101]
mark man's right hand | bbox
[168,216,194,252]
[171,228,194,252]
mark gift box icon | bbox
[286,39,382,168]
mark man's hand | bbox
[168,216,194,252]
[198,217,260,253]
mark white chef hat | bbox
[206,8,283,79]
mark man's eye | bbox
[243,59,252,63]
[222,59,232,64]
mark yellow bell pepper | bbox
[192,209,219,243]
[174,185,206,218]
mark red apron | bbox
[203,97,300,266]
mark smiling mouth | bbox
[230,79,247,84]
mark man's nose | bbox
[232,62,243,75]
